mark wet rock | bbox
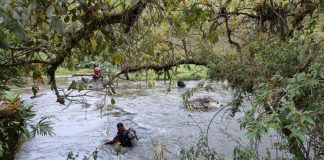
[187,96,222,110]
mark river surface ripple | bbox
[16,79,280,160]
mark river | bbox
[15,77,283,160]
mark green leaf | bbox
[68,80,77,90]
[30,117,54,137]
[0,37,8,49]
[28,0,37,10]
[111,52,123,65]
[114,142,122,155]
[78,82,87,91]
[111,98,116,105]
[46,5,55,18]
[8,22,26,38]
[21,126,31,139]
[107,0,113,7]
[148,81,156,88]
[304,116,315,125]
[287,111,294,119]
[55,19,65,35]
[130,0,140,6]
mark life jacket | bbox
[120,128,138,147]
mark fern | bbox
[20,105,36,121]
[3,91,21,103]
[30,117,55,137]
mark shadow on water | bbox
[15,77,281,160]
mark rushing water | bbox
[15,77,282,160]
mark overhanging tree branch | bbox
[47,0,148,104]
[111,59,208,81]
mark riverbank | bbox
[56,65,208,80]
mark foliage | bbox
[0,0,320,102]
[128,65,208,81]
[180,136,224,160]
[232,147,253,160]
[3,91,21,103]
[209,20,323,159]
[0,92,54,159]
[30,117,54,137]
[66,149,98,160]
[0,67,24,91]
[56,67,92,76]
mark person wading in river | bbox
[177,80,186,88]
[104,122,138,147]
[92,67,103,81]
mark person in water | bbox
[177,80,186,88]
[92,67,103,81]
[105,122,138,147]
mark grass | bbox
[55,65,207,80]
[56,67,92,76]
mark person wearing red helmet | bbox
[92,67,103,81]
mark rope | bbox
[103,85,109,139]
[105,103,109,139]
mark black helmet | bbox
[117,122,123,128]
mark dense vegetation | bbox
[0,0,323,159]
[0,92,53,160]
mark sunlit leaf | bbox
[68,80,77,90]
[112,52,123,65]
[148,81,156,88]
[78,82,87,91]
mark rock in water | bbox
[187,96,222,110]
